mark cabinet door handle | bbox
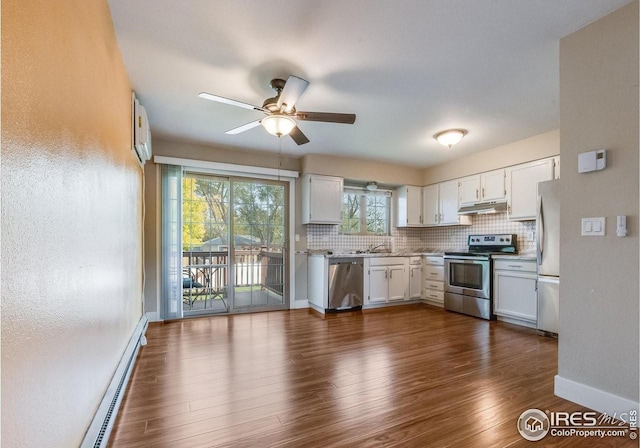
[389,270,393,279]
[482,187,485,198]
[411,269,414,277]
[434,213,437,222]
[476,189,479,199]
[385,270,388,279]
[507,264,522,268]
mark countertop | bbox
[491,252,537,261]
[309,250,445,258]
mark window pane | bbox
[341,193,361,233]
[365,195,388,235]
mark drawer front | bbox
[424,281,444,291]
[369,257,405,266]
[424,290,444,302]
[409,256,422,265]
[494,259,537,273]
[424,256,444,266]
[424,265,444,281]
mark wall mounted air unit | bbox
[133,94,152,164]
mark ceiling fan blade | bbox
[277,75,309,113]
[295,111,356,124]
[225,120,262,135]
[199,92,266,112]
[289,126,310,145]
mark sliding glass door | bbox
[180,172,288,316]
[231,180,287,310]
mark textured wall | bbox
[558,0,638,404]
[1,1,143,446]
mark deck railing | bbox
[182,249,284,306]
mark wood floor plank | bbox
[109,305,637,448]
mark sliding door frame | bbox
[157,156,297,315]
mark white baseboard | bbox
[145,311,162,322]
[496,315,536,329]
[292,299,309,309]
[81,315,148,448]
[555,375,639,416]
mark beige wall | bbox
[1,1,143,446]
[153,137,301,172]
[558,0,638,409]
[302,153,423,186]
[423,129,560,185]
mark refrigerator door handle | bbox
[537,195,544,265]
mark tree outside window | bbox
[340,189,390,235]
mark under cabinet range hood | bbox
[458,201,507,215]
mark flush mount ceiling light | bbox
[261,115,296,137]
[434,129,468,148]
[366,182,378,191]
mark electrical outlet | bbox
[526,231,534,242]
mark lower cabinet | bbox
[409,257,422,299]
[423,255,444,306]
[367,257,408,304]
[493,259,537,327]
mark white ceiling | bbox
[108,0,631,168]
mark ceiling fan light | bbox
[434,129,468,148]
[366,182,378,191]
[261,115,296,137]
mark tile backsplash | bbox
[306,212,536,253]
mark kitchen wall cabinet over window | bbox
[422,181,471,227]
[506,158,554,220]
[395,185,422,227]
[301,174,343,224]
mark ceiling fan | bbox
[198,75,356,145]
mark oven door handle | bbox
[444,256,490,262]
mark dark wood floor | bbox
[109,304,637,447]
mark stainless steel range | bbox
[444,234,517,320]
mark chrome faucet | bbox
[368,243,386,253]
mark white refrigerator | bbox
[536,179,560,335]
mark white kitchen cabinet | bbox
[366,257,408,304]
[409,257,422,299]
[368,266,389,303]
[388,265,406,301]
[301,174,343,224]
[493,259,537,327]
[506,158,554,220]
[481,169,506,202]
[422,181,471,227]
[422,184,439,226]
[395,185,423,227]
[459,175,481,205]
[423,255,444,306]
[459,170,505,205]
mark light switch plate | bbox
[582,217,605,236]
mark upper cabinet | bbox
[422,181,471,227]
[506,158,554,220]
[459,175,481,205]
[395,185,423,227]
[301,174,343,224]
[459,169,506,205]
[481,169,507,202]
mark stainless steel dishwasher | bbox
[328,258,364,311]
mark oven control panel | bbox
[467,234,517,252]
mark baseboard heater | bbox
[80,315,149,448]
